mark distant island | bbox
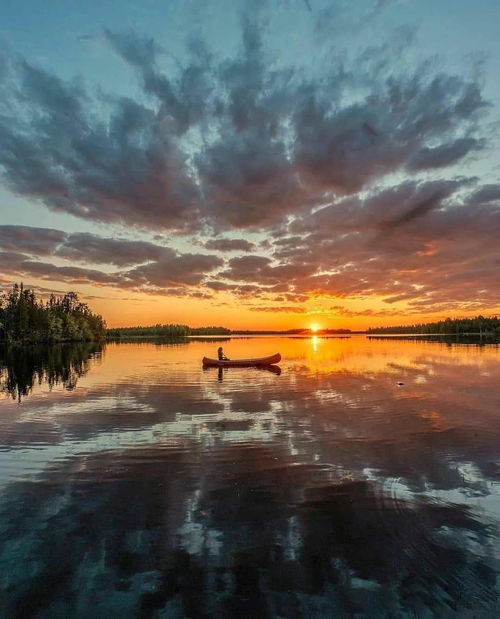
[230,329,353,335]
[107,325,232,338]
[367,317,500,337]
[107,326,354,338]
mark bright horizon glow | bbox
[310,324,322,332]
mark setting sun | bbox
[310,323,321,332]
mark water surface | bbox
[1,337,499,617]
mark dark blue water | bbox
[0,337,498,617]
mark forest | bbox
[107,325,231,338]
[367,316,500,335]
[0,284,106,343]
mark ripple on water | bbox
[0,337,499,617]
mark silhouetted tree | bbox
[0,284,106,343]
[107,325,231,338]
[367,316,500,336]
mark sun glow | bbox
[310,323,321,332]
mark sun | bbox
[310,323,322,332]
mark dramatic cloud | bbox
[0,226,223,293]
[0,56,197,231]
[267,178,500,311]
[125,252,223,288]
[0,11,488,234]
[0,226,167,266]
[0,3,499,317]
[58,233,167,267]
[0,226,65,255]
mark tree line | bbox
[0,284,106,343]
[367,316,500,335]
[107,325,231,338]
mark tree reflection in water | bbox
[0,342,103,401]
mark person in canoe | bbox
[217,346,229,361]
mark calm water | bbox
[0,337,499,618]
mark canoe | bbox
[202,353,281,367]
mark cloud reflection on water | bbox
[0,337,499,616]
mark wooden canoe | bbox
[202,353,281,367]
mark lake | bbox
[0,336,499,617]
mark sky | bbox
[0,0,499,330]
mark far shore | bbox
[3,331,500,347]
[105,331,500,338]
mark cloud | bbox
[213,177,500,312]
[407,137,484,171]
[0,4,498,318]
[314,0,393,38]
[125,252,223,288]
[328,304,413,317]
[0,50,198,231]
[0,10,489,235]
[249,305,306,313]
[0,226,223,294]
[58,233,168,267]
[467,184,500,205]
[0,225,65,254]
[0,250,30,267]
[203,238,255,252]
[0,225,170,266]
[5,202,492,317]
[18,260,125,286]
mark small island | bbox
[367,317,500,337]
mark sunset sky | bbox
[1,0,499,329]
